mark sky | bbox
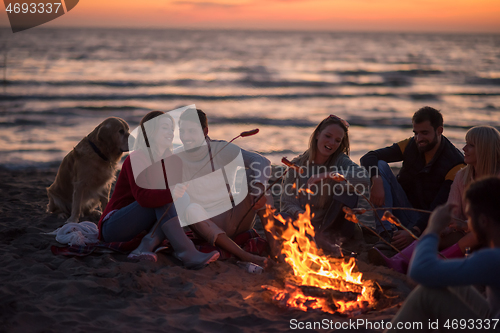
[1,0,500,33]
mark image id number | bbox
[444,318,499,330]
[6,2,62,14]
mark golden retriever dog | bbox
[47,117,130,223]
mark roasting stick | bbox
[189,129,260,181]
[234,157,303,235]
[343,206,411,261]
[323,172,392,235]
[238,161,401,258]
[327,172,416,258]
[326,173,459,259]
[382,211,419,240]
[348,206,466,237]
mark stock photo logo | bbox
[4,0,79,32]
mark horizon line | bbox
[1,25,499,35]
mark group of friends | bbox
[97,106,500,331]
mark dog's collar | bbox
[87,138,109,162]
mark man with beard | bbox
[360,106,464,249]
[385,177,500,333]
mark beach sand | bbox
[0,165,416,333]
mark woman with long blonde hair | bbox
[280,115,373,254]
[449,125,500,221]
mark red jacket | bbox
[98,151,182,240]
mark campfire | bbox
[262,205,376,315]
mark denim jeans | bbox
[375,160,423,233]
[101,201,178,242]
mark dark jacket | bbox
[361,135,464,230]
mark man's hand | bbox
[370,176,385,207]
[423,203,456,236]
[251,182,267,210]
[391,230,414,249]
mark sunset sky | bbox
[1,0,500,32]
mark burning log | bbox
[262,284,338,314]
[262,205,377,315]
[263,281,376,315]
[298,285,359,302]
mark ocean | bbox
[1,28,499,169]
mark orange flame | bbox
[330,172,346,182]
[342,206,359,224]
[298,188,314,195]
[263,205,375,315]
[382,211,402,227]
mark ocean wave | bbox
[347,116,499,130]
[13,90,497,102]
[330,69,444,76]
[3,79,200,88]
[1,109,497,131]
[0,119,47,127]
[0,160,61,170]
[465,77,500,86]
[258,149,298,156]
[0,149,64,153]
[0,92,398,101]
[209,116,317,128]
[176,115,493,130]
[0,91,434,101]
[3,77,415,88]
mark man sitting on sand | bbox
[385,176,500,333]
[172,108,278,267]
[360,106,464,249]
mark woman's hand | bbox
[306,172,330,188]
[172,183,188,201]
[370,176,385,207]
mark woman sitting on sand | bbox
[370,125,500,273]
[280,115,373,254]
[98,111,219,268]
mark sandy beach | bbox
[0,164,418,333]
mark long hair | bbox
[296,115,350,167]
[463,125,500,186]
[134,111,175,160]
[294,115,350,208]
